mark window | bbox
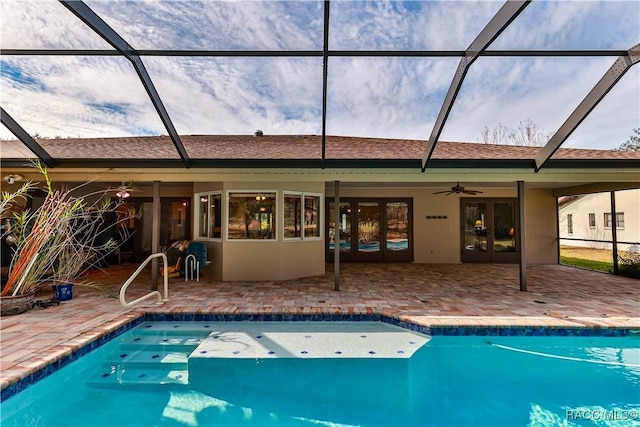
[567,214,573,235]
[228,192,276,240]
[196,192,221,239]
[283,192,321,239]
[604,212,625,229]
[304,194,321,238]
[588,213,595,228]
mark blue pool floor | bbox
[2,322,639,427]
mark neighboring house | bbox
[2,135,639,281]
[558,190,640,252]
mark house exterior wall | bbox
[1,171,564,281]
[325,186,559,265]
[524,189,558,264]
[190,183,561,280]
[194,181,325,281]
[558,189,640,251]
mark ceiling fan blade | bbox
[462,190,483,195]
[432,190,451,194]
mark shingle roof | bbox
[2,134,639,161]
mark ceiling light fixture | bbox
[115,181,136,198]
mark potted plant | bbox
[50,205,132,300]
[1,162,133,314]
[1,181,36,315]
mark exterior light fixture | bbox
[3,174,23,184]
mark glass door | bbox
[492,202,517,258]
[160,198,190,247]
[462,202,489,261]
[328,202,353,261]
[327,198,413,262]
[461,198,518,263]
[385,201,411,261]
[356,202,383,261]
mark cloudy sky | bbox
[1,0,638,151]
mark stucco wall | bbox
[331,186,464,263]
[189,182,560,280]
[524,188,558,264]
[193,181,326,281]
[328,186,534,264]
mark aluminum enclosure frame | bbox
[0,0,638,171]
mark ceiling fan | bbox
[433,182,483,196]
[114,182,137,199]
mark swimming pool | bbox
[1,321,639,427]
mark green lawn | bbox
[560,256,613,273]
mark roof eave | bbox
[1,158,637,170]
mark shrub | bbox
[618,254,640,279]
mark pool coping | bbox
[1,311,637,401]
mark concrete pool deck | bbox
[1,262,638,392]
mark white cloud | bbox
[562,66,640,150]
[325,57,458,138]
[493,0,639,50]
[0,0,111,49]
[1,56,163,138]
[441,56,623,143]
[330,1,504,50]
[144,56,323,135]
[86,0,323,50]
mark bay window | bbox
[196,192,222,239]
[228,192,277,240]
[284,192,321,240]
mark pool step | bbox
[119,335,205,351]
[133,323,221,336]
[87,366,190,388]
[87,326,212,389]
[102,349,190,369]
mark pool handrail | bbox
[119,252,170,307]
[185,253,200,282]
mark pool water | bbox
[1,322,639,427]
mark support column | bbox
[334,181,340,291]
[611,191,619,275]
[151,181,161,291]
[518,181,527,291]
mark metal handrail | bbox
[119,252,169,307]
[185,253,200,282]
